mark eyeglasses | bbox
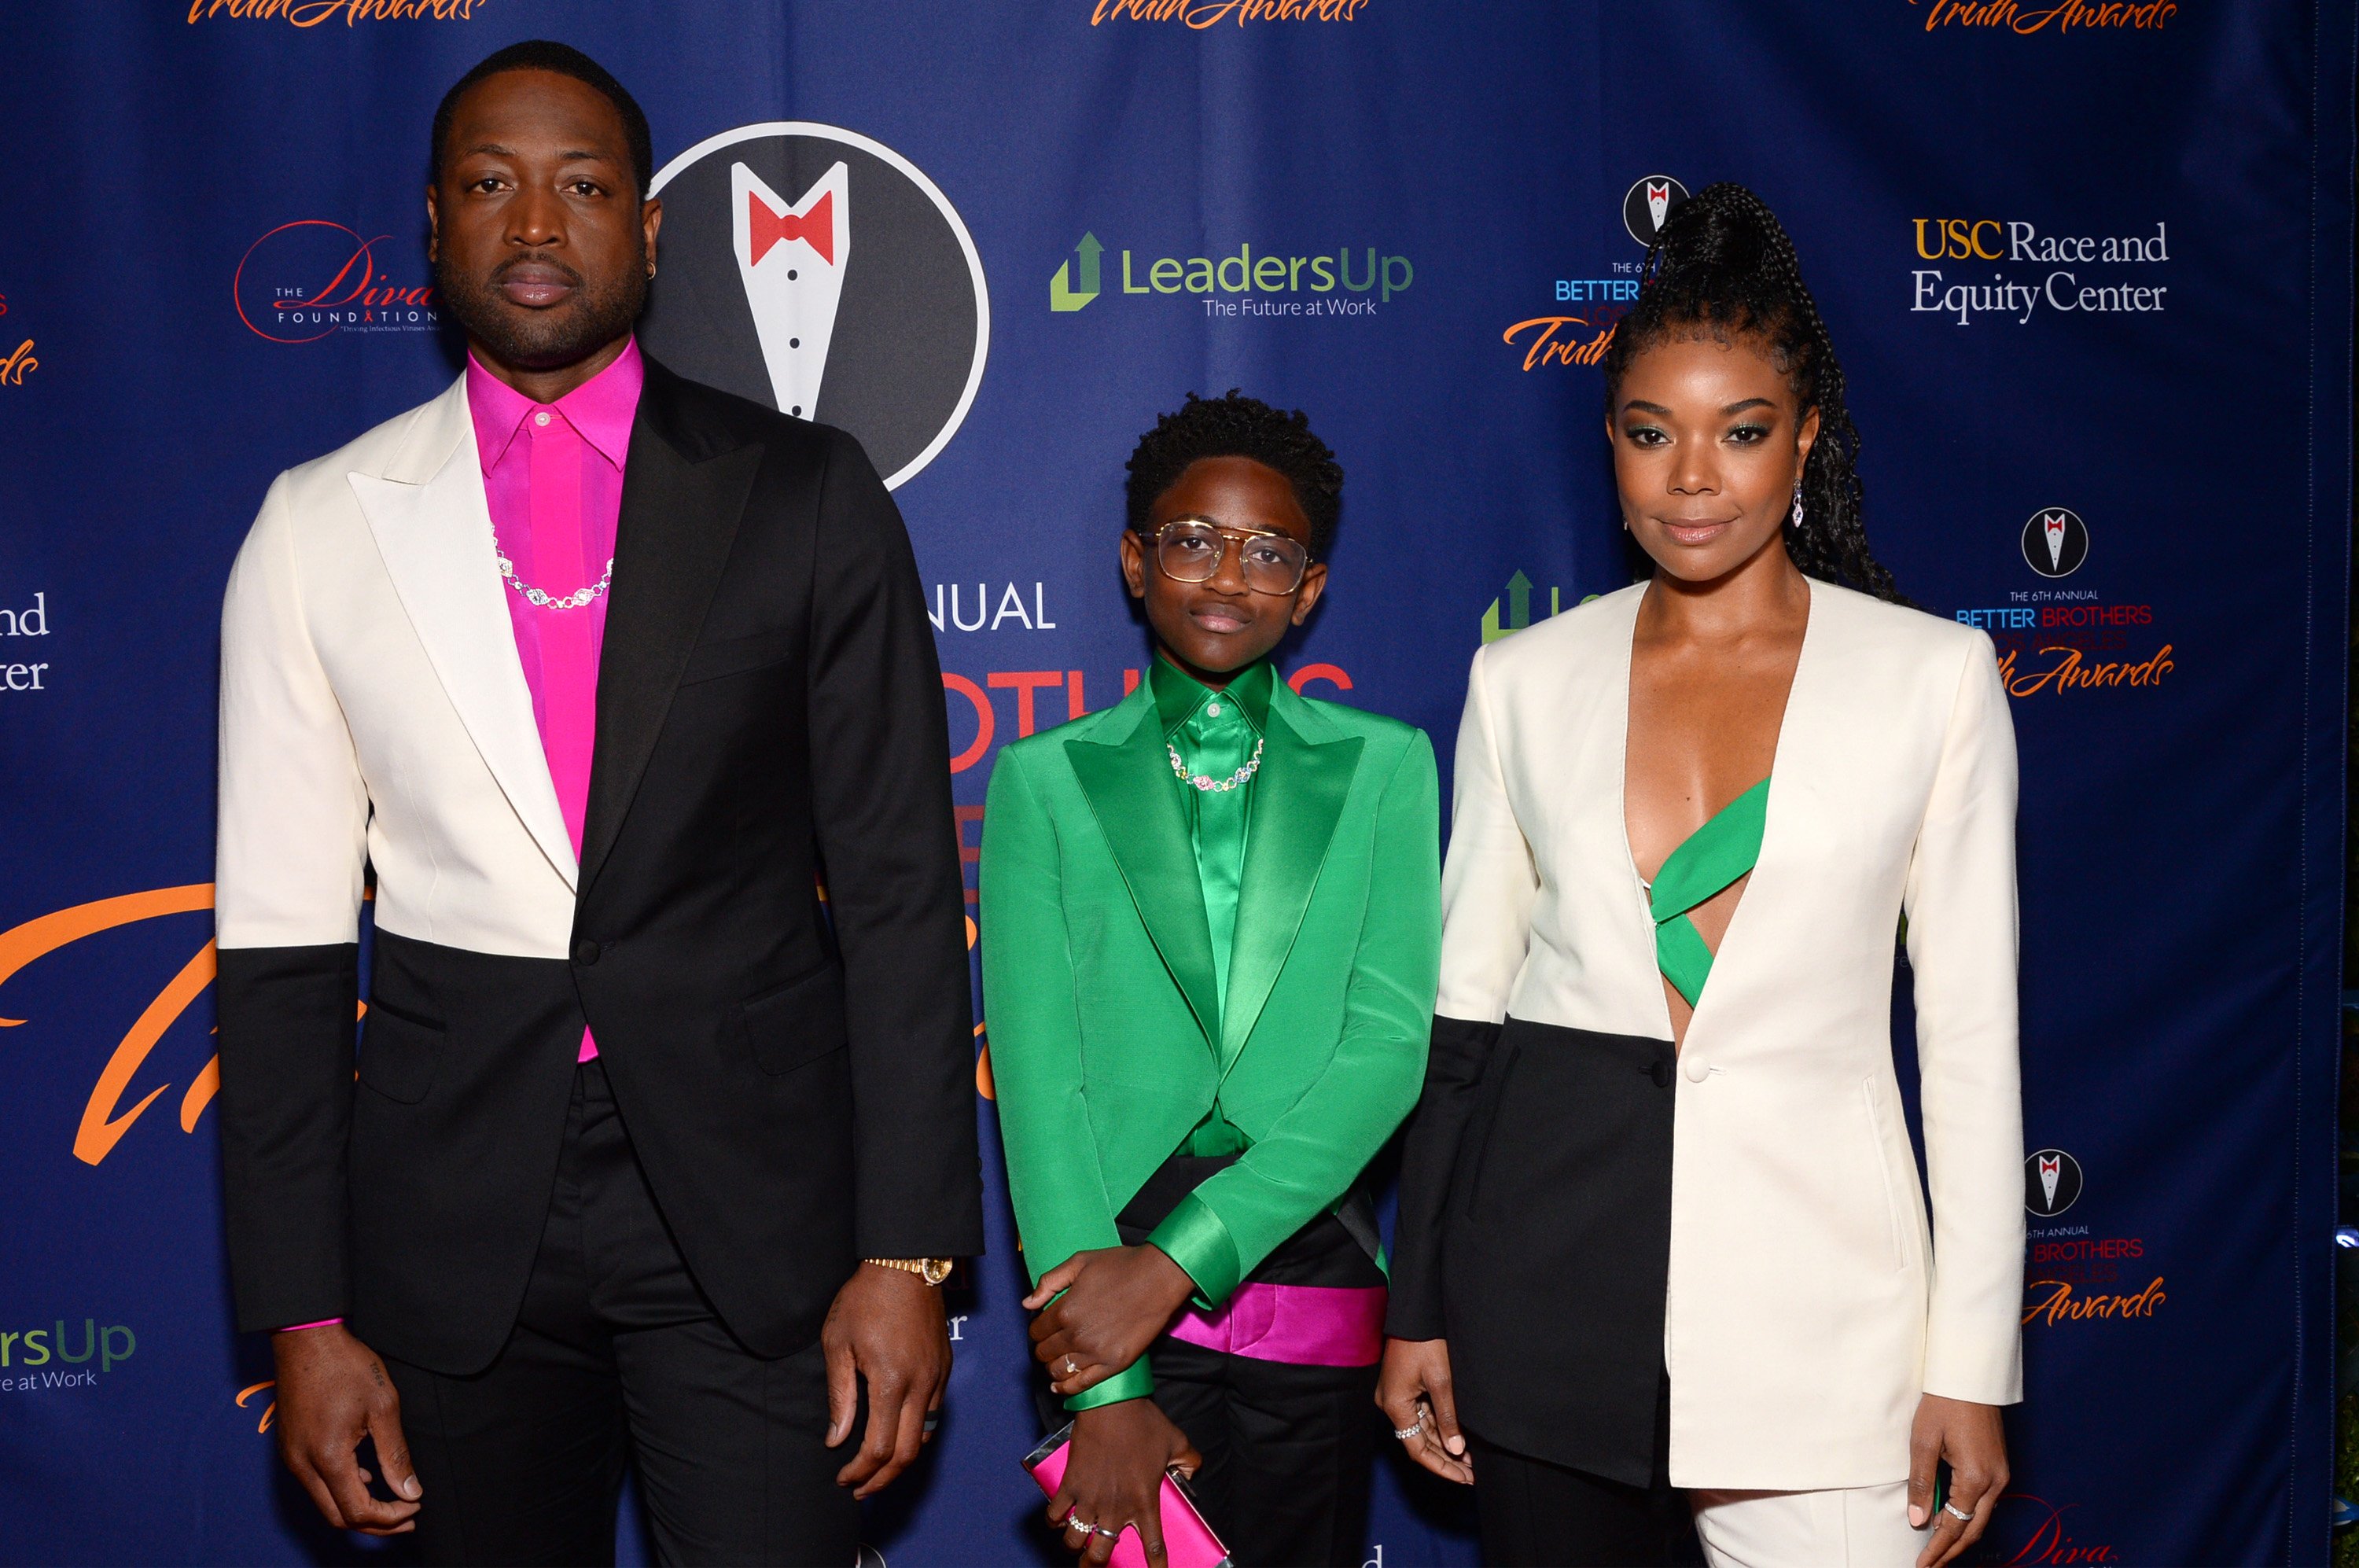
[1138,517,1313,595]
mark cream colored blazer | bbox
[1441,578,2024,1489]
[217,376,579,960]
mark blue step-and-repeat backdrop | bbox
[0,3,2352,1564]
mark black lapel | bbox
[579,359,764,895]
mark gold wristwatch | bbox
[865,1257,954,1286]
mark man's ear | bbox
[425,185,440,264]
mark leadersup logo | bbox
[234,221,440,343]
[1909,217,2169,325]
[1050,232,1411,318]
[0,1320,137,1391]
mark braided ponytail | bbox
[1599,182,1904,603]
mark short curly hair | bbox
[1124,390,1343,559]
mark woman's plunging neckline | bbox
[1619,576,1815,1045]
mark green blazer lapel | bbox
[1219,686,1364,1072]
[1065,687,1224,1047]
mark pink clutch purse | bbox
[1023,1423,1233,1568]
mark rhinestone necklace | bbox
[494,536,615,611]
[1169,737,1264,793]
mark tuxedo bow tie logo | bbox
[642,123,989,489]
[731,161,851,420]
[1623,175,1689,246]
[2019,506,2089,579]
[2023,1148,2082,1216]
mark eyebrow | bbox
[1617,397,1778,418]
[460,142,619,164]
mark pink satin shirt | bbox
[467,339,644,1064]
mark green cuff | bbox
[1147,1191,1244,1311]
[1063,1356,1155,1412]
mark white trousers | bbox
[1690,1482,1933,1568]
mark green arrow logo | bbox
[1050,232,1102,312]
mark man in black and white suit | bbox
[215,42,981,1565]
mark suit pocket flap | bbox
[739,964,848,1076]
[680,628,796,686]
[357,1003,442,1104]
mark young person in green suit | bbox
[982,392,1441,1568]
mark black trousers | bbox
[1148,1336,1378,1568]
[1032,1153,1384,1568]
[1468,1371,1695,1568]
[383,1060,857,1567]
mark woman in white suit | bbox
[1377,185,2022,1568]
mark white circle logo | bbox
[2025,1149,2083,1216]
[2021,506,2089,579]
[642,123,990,489]
[1624,175,1689,246]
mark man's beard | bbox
[437,245,646,371]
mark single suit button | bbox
[1683,1055,1709,1084]
[572,939,602,966]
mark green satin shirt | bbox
[1151,657,1275,1159]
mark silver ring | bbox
[1092,1526,1121,1539]
[1942,1500,1973,1522]
[1067,1517,1095,1534]
[922,1413,940,1434]
[1393,1418,1424,1441]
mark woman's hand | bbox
[1376,1336,1472,1484]
[1027,1246,1197,1398]
[1047,1399,1202,1566]
[1908,1393,2009,1568]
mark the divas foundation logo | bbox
[234,221,440,343]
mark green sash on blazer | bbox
[981,670,1441,1408]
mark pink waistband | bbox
[1166,1282,1386,1367]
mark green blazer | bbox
[981,668,1441,1393]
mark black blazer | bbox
[214,357,982,1374]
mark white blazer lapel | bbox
[1677,577,1831,1050]
[348,377,580,892]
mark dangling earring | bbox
[1789,485,1805,532]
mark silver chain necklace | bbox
[493,534,615,611]
[1169,737,1264,793]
